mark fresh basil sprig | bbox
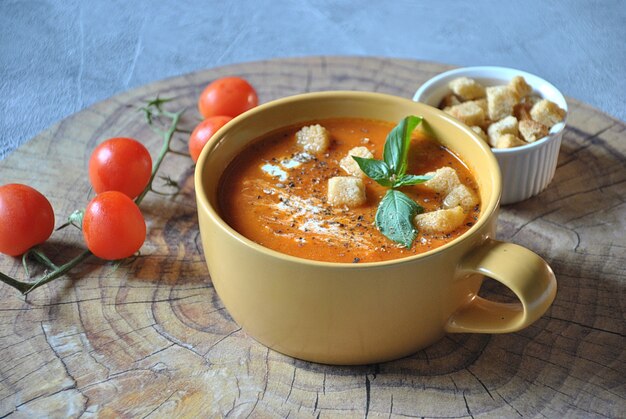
[383,115,421,175]
[352,115,431,248]
[351,157,393,187]
[375,189,421,248]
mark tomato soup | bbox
[218,118,480,263]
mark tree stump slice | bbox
[0,57,624,418]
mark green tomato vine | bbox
[0,97,187,295]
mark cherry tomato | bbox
[188,116,233,163]
[198,76,258,119]
[89,137,152,199]
[82,191,146,260]
[0,184,55,256]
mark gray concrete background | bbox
[1,0,625,160]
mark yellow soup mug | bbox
[195,91,556,365]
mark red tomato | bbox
[189,116,233,163]
[198,76,258,119]
[89,137,152,199]
[82,191,146,260]
[0,184,55,256]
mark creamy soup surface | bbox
[219,118,480,263]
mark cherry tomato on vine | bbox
[198,76,258,119]
[82,191,146,260]
[0,184,55,256]
[188,116,233,163]
[89,137,152,199]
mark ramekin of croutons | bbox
[414,66,567,204]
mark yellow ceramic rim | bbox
[194,91,502,268]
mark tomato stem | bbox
[23,250,92,295]
[0,98,186,295]
[166,149,191,157]
[27,249,59,271]
[135,110,183,205]
[0,271,30,294]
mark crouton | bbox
[340,146,374,178]
[414,206,466,235]
[471,98,488,113]
[439,93,461,108]
[437,74,564,150]
[487,116,519,147]
[327,176,366,208]
[513,102,533,121]
[470,126,488,143]
[486,85,519,121]
[494,134,526,149]
[519,119,549,143]
[523,95,543,106]
[530,99,566,127]
[443,184,479,211]
[423,167,460,194]
[444,101,485,126]
[449,77,486,100]
[508,76,532,98]
[295,124,330,154]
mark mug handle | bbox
[445,239,557,334]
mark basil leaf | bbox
[352,157,393,187]
[392,174,432,188]
[375,189,424,248]
[383,115,422,176]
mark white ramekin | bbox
[413,66,568,205]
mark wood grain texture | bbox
[0,56,624,418]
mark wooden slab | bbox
[1,57,624,417]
